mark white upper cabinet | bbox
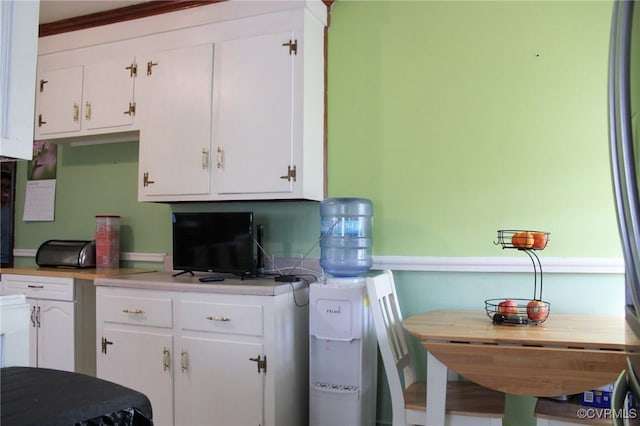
[0,0,39,160]
[213,31,298,197]
[35,66,83,135]
[136,44,214,198]
[34,56,137,138]
[36,0,327,201]
[83,58,137,131]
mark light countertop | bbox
[94,271,309,296]
[0,267,154,281]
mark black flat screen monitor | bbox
[172,212,254,277]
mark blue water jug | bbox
[319,197,373,277]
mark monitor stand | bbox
[172,270,194,277]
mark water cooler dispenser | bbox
[309,198,377,426]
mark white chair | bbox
[365,270,505,426]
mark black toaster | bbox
[36,240,96,268]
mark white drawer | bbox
[101,293,173,328]
[0,274,74,301]
[179,299,263,336]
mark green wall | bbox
[9,1,626,425]
[327,0,619,258]
[12,142,321,266]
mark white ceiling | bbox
[39,1,150,25]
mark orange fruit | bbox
[511,231,534,248]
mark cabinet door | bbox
[174,335,264,426]
[82,57,136,131]
[214,31,297,196]
[36,299,75,372]
[138,44,213,198]
[35,66,83,136]
[0,0,39,159]
[98,327,174,426]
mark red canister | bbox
[95,215,120,269]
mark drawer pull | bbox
[27,285,44,289]
[206,315,230,322]
[123,308,144,314]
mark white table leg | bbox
[427,351,447,426]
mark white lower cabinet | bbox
[96,284,308,426]
[100,327,175,423]
[174,336,264,426]
[32,299,74,371]
[0,274,96,374]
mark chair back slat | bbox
[367,270,416,392]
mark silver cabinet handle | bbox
[122,308,144,314]
[206,315,230,322]
[202,148,209,170]
[30,306,36,327]
[216,147,223,169]
[180,349,189,373]
[85,101,91,120]
[27,285,44,289]
[36,306,41,328]
[162,347,170,371]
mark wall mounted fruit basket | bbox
[485,298,550,325]
[489,230,552,325]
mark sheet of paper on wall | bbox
[23,179,56,221]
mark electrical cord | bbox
[288,276,311,307]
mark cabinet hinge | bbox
[124,102,136,116]
[101,337,113,354]
[147,61,158,76]
[279,165,296,182]
[282,39,297,55]
[39,79,48,92]
[126,63,137,77]
[143,172,155,187]
[249,355,267,374]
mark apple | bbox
[526,300,549,322]
[532,232,548,250]
[511,231,534,248]
[497,299,519,316]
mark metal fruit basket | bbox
[494,230,550,250]
[485,298,551,325]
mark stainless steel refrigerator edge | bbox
[609,0,640,422]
